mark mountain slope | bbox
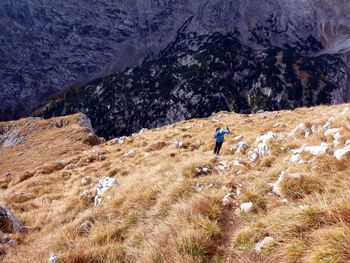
[2,0,350,121]
[1,104,350,262]
[33,32,347,138]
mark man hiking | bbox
[214,127,231,155]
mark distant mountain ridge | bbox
[2,0,350,121]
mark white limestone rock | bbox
[248,151,258,162]
[232,141,248,153]
[195,166,211,176]
[240,202,254,213]
[255,237,275,253]
[94,177,118,205]
[80,176,92,186]
[288,153,304,163]
[334,145,350,160]
[49,255,59,263]
[288,123,306,137]
[173,139,183,148]
[3,130,25,148]
[304,143,328,155]
[123,150,135,157]
[253,131,279,157]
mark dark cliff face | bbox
[33,33,347,138]
[2,0,350,122]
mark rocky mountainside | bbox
[2,0,350,121]
[1,104,350,262]
[34,32,347,138]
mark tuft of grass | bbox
[281,175,324,200]
[307,226,350,263]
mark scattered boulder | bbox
[0,206,26,233]
[112,136,127,145]
[123,150,135,157]
[334,145,350,160]
[78,114,93,130]
[232,141,248,154]
[324,128,342,147]
[174,139,183,148]
[195,166,211,176]
[49,255,59,263]
[254,236,275,253]
[79,221,93,235]
[98,154,106,161]
[94,177,118,205]
[80,176,92,186]
[3,130,25,148]
[248,131,279,160]
[304,143,328,155]
[240,202,254,213]
[288,123,306,137]
[248,151,258,162]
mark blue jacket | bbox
[214,129,231,143]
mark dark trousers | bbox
[214,141,223,155]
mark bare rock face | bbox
[1,0,350,121]
[0,206,25,233]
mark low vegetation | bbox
[1,104,350,262]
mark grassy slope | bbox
[1,104,350,263]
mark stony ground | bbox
[1,104,350,263]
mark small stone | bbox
[123,150,135,157]
[334,145,350,160]
[80,176,92,186]
[232,141,248,153]
[248,151,258,162]
[173,139,183,148]
[255,236,275,253]
[94,177,118,205]
[79,221,93,235]
[240,202,254,213]
[49,255,59,263]
[304,143,328,155]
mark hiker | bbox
[214,127,231,155]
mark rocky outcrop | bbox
[34,33,347,138]
[0,206,25,233]
[2,0,350,121]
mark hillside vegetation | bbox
[1,104,350,263]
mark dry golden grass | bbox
[1,104,350,262]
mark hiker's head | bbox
[216,127,221,132]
